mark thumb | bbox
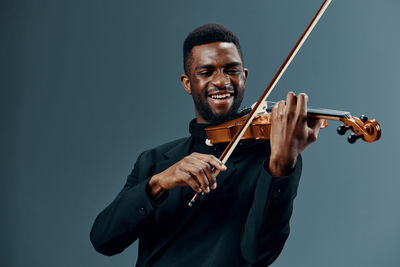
[307,118,323,143]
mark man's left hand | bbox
[268,92,322,177]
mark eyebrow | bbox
[196,64,215,70]
[224,62,242,68]
[196,62,242,70]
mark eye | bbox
[225,69,241,75]
[198,70,213,76]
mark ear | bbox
[243,68,249,84]
[180,74,191,95]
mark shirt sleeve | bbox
[89,151,165,256]
[240,155,302,266]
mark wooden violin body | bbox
[205,106,381,145]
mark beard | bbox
[192,87,244,124]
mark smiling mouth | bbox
[207,90,234,100]
[209,93,232,99]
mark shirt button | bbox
[273,189,281,197]
[139,207,147,216]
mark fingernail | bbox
[210,183,216,190]
[206,187,210,193]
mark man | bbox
[90,23,321,267]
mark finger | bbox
[191,158,217,190]
[184,163,210,193]
[286,91,297,114]
[189,154,223,190]
[296,93,308,119]
[191,153,227,172]
[198,160,218,189]
[271,101,285,126]
[307,118,323,143]
[276,100,285,116]
[181,172,202,193]
[271,101,279,119]
[307,117,323,129]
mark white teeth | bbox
[210,93,231,99]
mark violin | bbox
[204,102,381,145]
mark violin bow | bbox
[189,0,332,207]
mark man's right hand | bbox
[147,152,227,201]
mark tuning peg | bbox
[360,115,368,123]
[348,133,362,144]
[337,125,351,135]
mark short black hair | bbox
[183,23,243,74]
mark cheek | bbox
[193,78,209,94]
[233,76,245,88]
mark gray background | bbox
[1,0,399,266]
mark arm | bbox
[241,92,321,266]
[90,151,227,256]
[90,152,157,256]
[240,156,302,266]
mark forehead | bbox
[191,42,242,67]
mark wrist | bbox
[268,154,297,177]
[147,175,167,201]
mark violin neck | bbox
[307,107,350,121]
[265,101,350,121]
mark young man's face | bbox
[181,42,248,124]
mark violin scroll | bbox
[337,115,381,144]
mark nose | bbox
[211,71,230,89]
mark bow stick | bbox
[189,0,332,207]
